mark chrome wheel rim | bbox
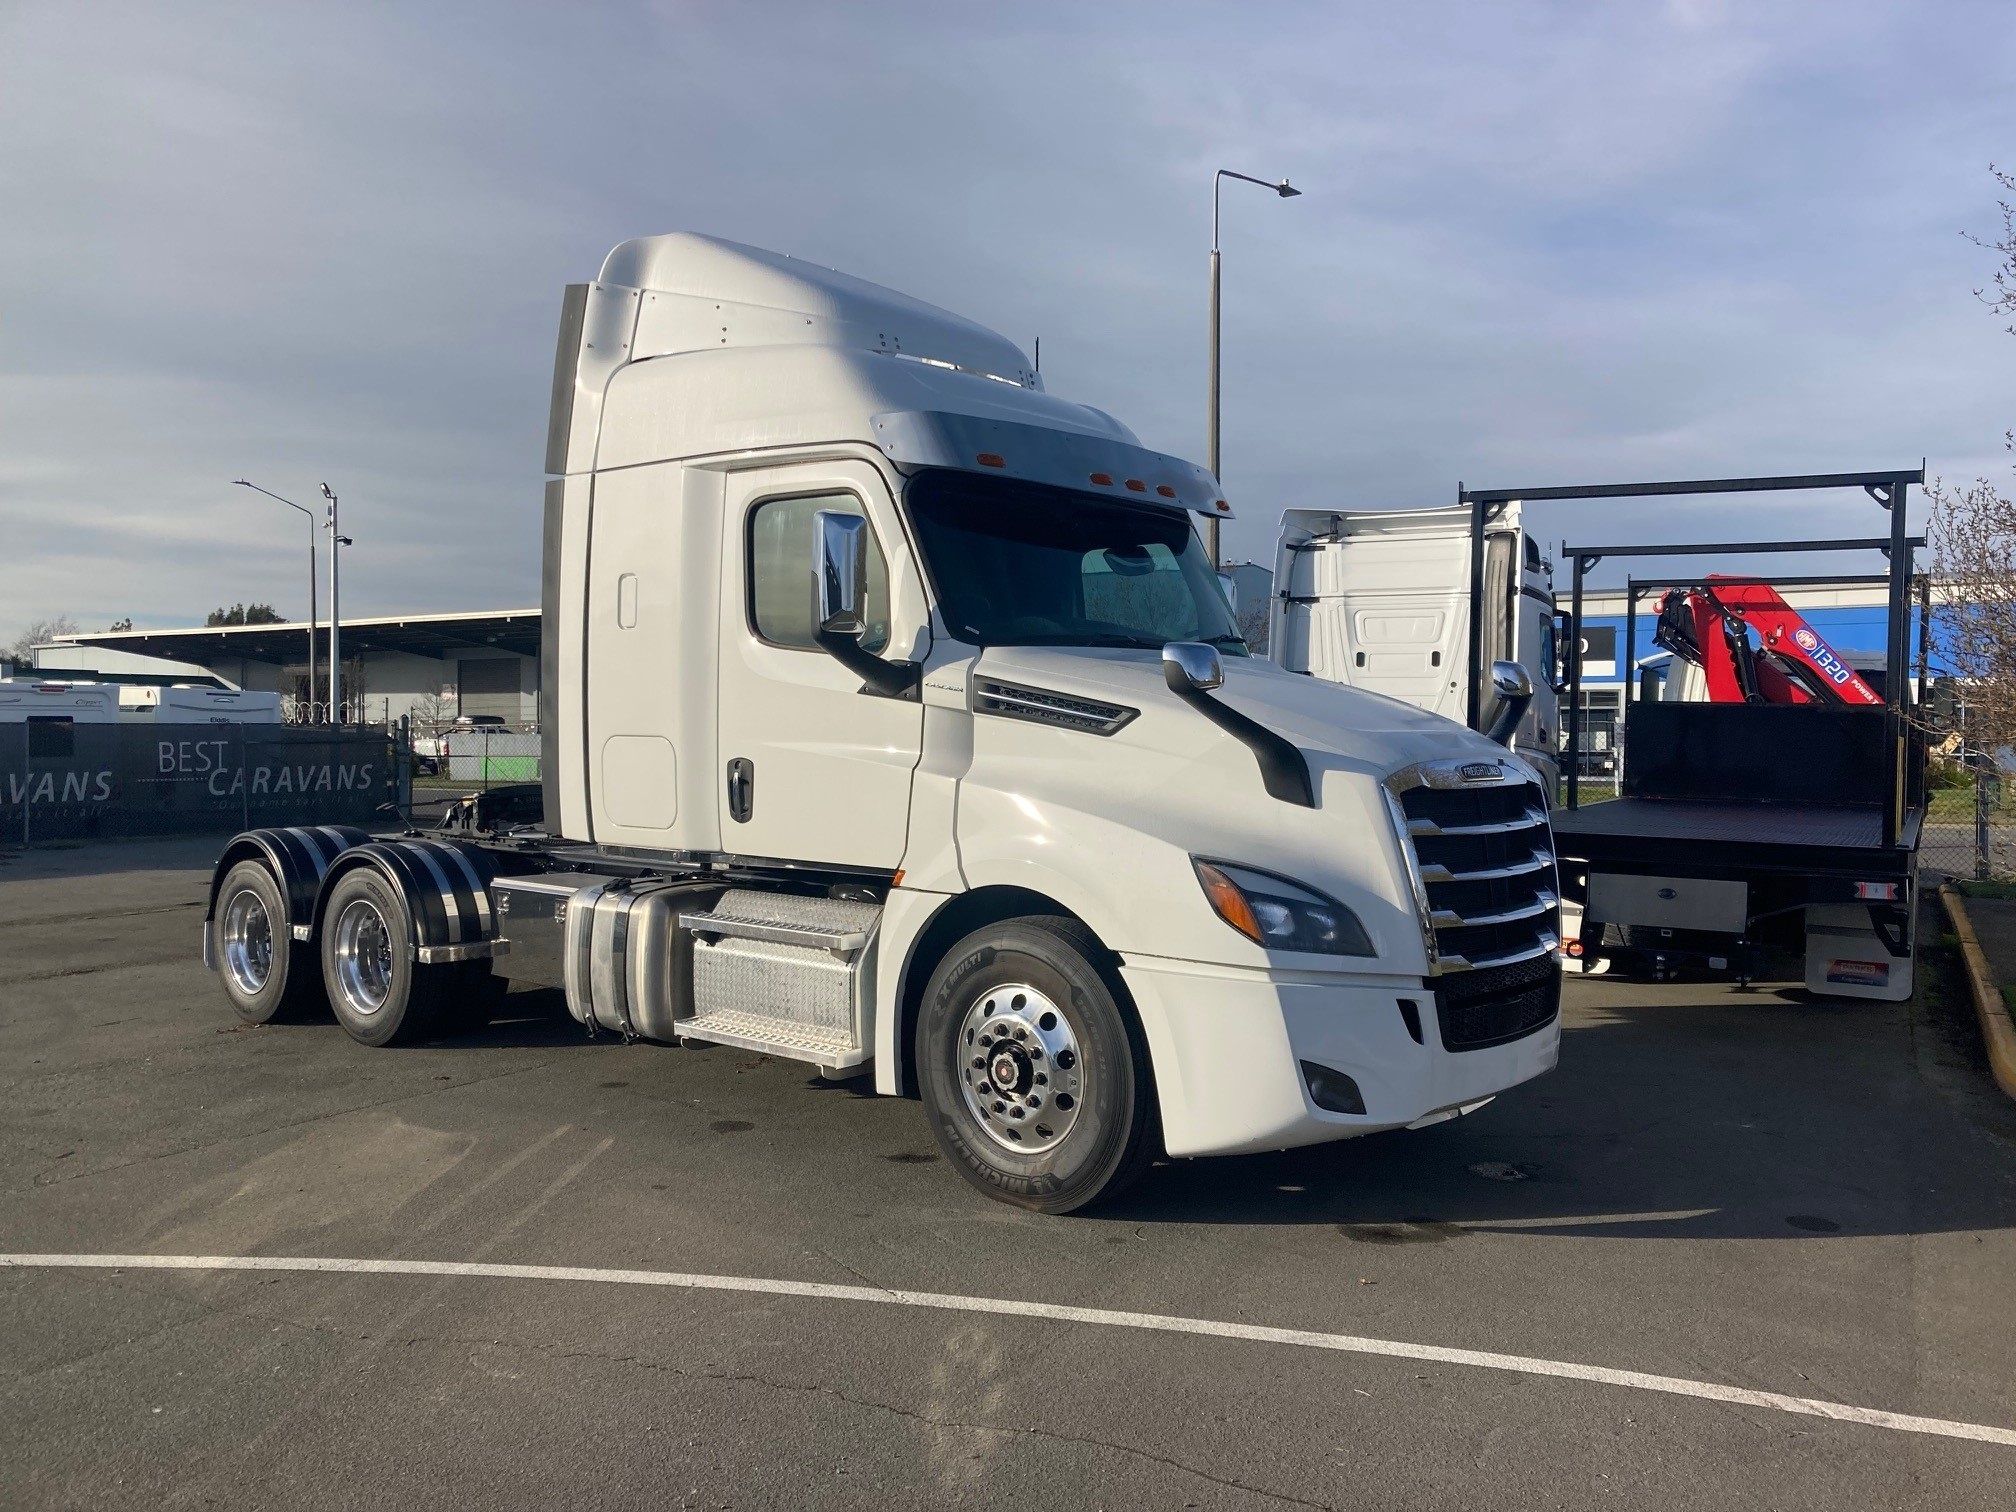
[957,982,1084,1154]
[221,887,273,996]
[333,897,395,1015]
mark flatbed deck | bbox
[1551,797,1922,878]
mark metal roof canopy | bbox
[1455,466,1924,849]
[56,609,543,668]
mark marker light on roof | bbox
[1156,484,1177,498]
[976,453,1006,468]
[1089,473,1114,486]
[1125,479,1146,492]
[1214,499,1230,512]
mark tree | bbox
[1927,166,2016,762]
[1237,596,1271,653]
[205,602,285,627]
[107,617,132,632]
[7,615,79,664]
[408,684,454,732]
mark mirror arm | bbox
[1484,659,1535,746]
[815,628,920,700]
[1163,663,1315,807]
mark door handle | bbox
[726,757,754,823]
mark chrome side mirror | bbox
[1162,641,1225,694]
[816,510,867,636]
[1484,659,1534,746]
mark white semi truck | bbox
[201,234,1562,1212]
[1270,504,1563,791]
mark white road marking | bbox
[1463,1208,1719,1230]
[5,1250,2011,1449]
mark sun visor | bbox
[870,410,1231,519]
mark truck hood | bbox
[975,645,1516,777]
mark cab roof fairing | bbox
[872,410,1232,520]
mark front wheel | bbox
[916,916,1156,1214]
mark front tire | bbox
[319,868,449,1046]
[212,860,324,1024]
[917,916,1156,1214]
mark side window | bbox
[748,492,890,653]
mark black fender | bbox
[207,825,373,937]
[314,837,502,964]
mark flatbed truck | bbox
[201,233,1563,1211]
[1542,471,1929,998]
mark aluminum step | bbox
[677,900,871,957]
[678,1006,868,1077]
[676,890,881,1075]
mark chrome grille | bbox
[971,679,1138,736]
[1387,759,1559,976]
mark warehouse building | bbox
[40,609,540,725]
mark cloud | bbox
[0,0,2009,644]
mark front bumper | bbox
[1120,955,1560,1158]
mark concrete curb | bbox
[1938,883,2016,1104]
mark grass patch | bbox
[1958,879,2016,900]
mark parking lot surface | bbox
[4,837,2016,1509]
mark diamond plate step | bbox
[676,890,881,1077]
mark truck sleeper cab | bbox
[203,233,1562,1212]
[1271,503,1562,791]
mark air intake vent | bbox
[972,680,1137,736]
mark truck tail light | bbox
[1853,881,1899,901]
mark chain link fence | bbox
[1917,726,2016,880]
[406,724,542,828]
[0,722,402,848]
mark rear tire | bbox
[319,868,450,1046]
[917,916,1156,1214]
[212,860,324,1024]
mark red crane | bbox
[1652,577,1882,706]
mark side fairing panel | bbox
[550,473,593,841]
[585,462,722,854]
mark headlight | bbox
[1192,859,1375,956]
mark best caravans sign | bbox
[1,724,394,844]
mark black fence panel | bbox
[1,723,398,846]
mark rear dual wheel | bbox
[213,860,324,1025]
[318,868,502,1046]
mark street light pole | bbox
[1208,168,1302,567]
[321,483,350,722]
[232,480,317,719]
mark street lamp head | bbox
[1276,180,1301,198]
[320,482,336,502]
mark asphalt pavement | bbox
[3,835,2015,1509]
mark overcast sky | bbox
[1,0,2010,646]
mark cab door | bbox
[714,460,928,870]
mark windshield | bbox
[906,472,1247,653]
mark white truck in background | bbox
[200,233,1562,1213]
[1270,505,1562,791]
